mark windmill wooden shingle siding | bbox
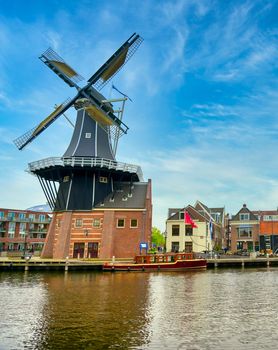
[14,34,151,259]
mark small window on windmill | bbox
[99,176,108,183]
[63,176,70,182]
[85,133,91,139]
[92,218,101,228]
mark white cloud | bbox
[184,1,277,82]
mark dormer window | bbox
[239,213,249,221]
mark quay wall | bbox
[1,257,278,272]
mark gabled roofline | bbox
[195,200,215,222]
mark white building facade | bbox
[166,206,213,253]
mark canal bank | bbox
[2,257,278,271]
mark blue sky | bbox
[0,0,277,230]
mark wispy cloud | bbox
[184,1,277,82]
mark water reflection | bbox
[142,269,278,350]
[0,272,48,350]
[36,272,151,349]
[1,269,278,349]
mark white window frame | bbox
[93,218,101,228]
[29,214,35,222]
[19,213,26,220]
[75,219,83,228]
[130,219,138,228]
[239,213,250,221]
[117,219,125,228]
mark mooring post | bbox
[266,254,270,267]
[65,256,69,272]
[241,259,244,267]
[25,257,29,271]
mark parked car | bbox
[199,251,221,259]
[21,252,32,260]
[235,249,250,256]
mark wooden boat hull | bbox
[103,259,207,272]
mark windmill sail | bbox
[39,48,84,88]
[14,98,72,150]
[14,33,142,151]
[87,33,143,90]
[85,105,114,126]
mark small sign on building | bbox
[140,242,148,254]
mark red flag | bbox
[184,211,198,228]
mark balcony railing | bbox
[0,217,51,223]
[28,156,144,181]
[29,229,47,233]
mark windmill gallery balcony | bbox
[28,156,143,180]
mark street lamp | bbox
[22,231,29,259]
[24,232,27,255]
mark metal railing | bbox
[27,156,144,181]
[0,217,51,224]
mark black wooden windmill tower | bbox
[14,33,151,259]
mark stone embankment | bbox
[1,256,278,272]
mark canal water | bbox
[1,268,278,350]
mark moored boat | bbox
[103,252,207,272]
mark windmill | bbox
[14,33,144,212]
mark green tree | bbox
[151,227,165,247]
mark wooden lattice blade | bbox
[100,47,128,82]
[14,98,73,150]
[49,60,78,78]
[85,105,114,126]
[39,48,84,89]
[87,33,143,90]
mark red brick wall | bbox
[39,180,153,259]
[113,211,146,258]
[230,224,259,252]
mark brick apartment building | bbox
[253,209,278,253]
[0,208,52,254]
[230,204,278,253]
